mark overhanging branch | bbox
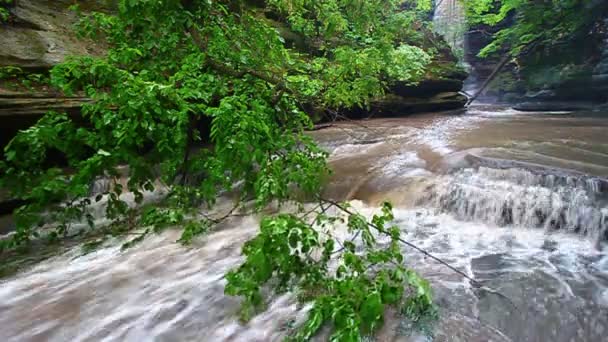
[187,27,289,99]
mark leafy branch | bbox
[225,200,434,341]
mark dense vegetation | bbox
[0,0,436,248]
[465,0,608,92]
[0,0,438,340]
[0,0,601,340]
[465,0,605,57]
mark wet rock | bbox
[0,0,106,69]
[471,253,513,277]
[513,101,596,112]
[0,90,90,149]
[524,89,558,101]
[0,215,16,235]
[0,90,90,116]
[0,1,104,150]
[541,239,559,252]
[594,60,608,75]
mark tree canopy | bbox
[465,0,606,57]
[0,0,438,248]
[0,0,439,340]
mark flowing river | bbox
[1,105,607,341]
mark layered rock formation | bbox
[365,68,468,117]
[0,0,103,68]
[0,0,106,148]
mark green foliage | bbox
[464,0,604,58]
[0,1,324,249]
[0,0,435,251]
[0,0,11,22]
[0,1,437,338]
[140,207,186,232]
[226,202,434,340]
[0,66,22,79]
[0,66,48,90]
[268,0,432,108]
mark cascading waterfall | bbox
[433,0,466,60]
[423,166,608,243]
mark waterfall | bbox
[433,0,466,60]
[422,166,608,243]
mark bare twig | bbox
[199,200,241,224]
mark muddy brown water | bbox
[1,105,607,341]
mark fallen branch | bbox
[322,197,479,285]
[320,197,520,312]
[199,199,241,224]
[466,54,511,106]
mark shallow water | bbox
[1,105,608,341]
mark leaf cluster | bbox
[0,66,49,91]
[225,202,434,341]
[268,0,433,108]
[0,0,12,22]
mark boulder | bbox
[361,59,468,117]
[0,0,106,69]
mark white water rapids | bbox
[1,106,608,341]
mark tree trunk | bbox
[466,54,511,106]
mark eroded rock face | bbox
[364,65,468,117]
[370,92,467,117]
[515,17,608,108]
[0,1,105,149]
[0,89,89,115]
[0,0,106,69]
[592,18,608,91]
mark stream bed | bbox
[1,105,607,341]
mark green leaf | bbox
[360,291,384,332]
[97,149,111,157]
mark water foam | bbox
[422,167,608,242]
